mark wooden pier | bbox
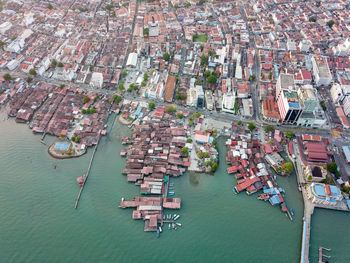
[74,136,100,209]
[318,247,331,263]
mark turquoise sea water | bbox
[0,110,349,262]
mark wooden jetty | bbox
[74,136,100,209]
[318,247,331,263]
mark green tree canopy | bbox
[163,52,170,61]
[3,73,11,81]
[248,122,256,132]
[207,74,217,84]
[148,102,155,110]
[29,68,36,76]
[327,162,338,174]
[265,125,275,133]
[282,162,293,174]
[285,130,295,139]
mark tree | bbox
[185,2,191,8]
[113,94,122,103]
[309,17,316,22]
[200,55,208,67]
[187,138,193,143]
[327,162,338,174]
[118,84,125,90]
[265,125,275,133]
[143,28,149,36]
[207,74,217,84]
[26,77,33,83]
[141,81,146,87]
[3,73,11,81]
[176,113,183,119]
[29,68,36,76]
[83,97,90,104]
[143,73,149,81]
[320,100,327,111]
[268,72,273,80]
[307,175,312,181]
[282,162,293,174]
[81,109,87,114]
[47,3,53,9]
[148,102,155,110]
[200,44,204,51]
[204,70,211,78]
[89,65,94,71]
[249,74,256,81]
[127,87,132,92]
[248,122,256,132]
[59,84,65,89]
[51,59,57,68]
[285,130,295,140]
[121,70,127,78]
[163,52,170,61]
[176,94,186,100]
[327,20,335,28]
[58,62,64,67]
[210,163,218,172]
[166,105,176,113]
[237,120,242,125]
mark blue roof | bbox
[269,195,281,205]
[342,146,350,162]
[288,102,300,108]
[54,142,71,151]
[314,184,326,197]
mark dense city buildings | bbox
[1,0,350,262]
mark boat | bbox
[172,214,177,220]
[176,223,182,227]
[172,223,175,229]
[159,226,162,233]
[76,175,86,186]
[168,223,171,230]
[163,214,165,220]
[290,208,294,216]
[121,197,125,202]
[174,215,180,220]
[156,229,160,238]
[168,192,175,196]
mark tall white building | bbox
[343,96,350,116]
[332,38,350,57]
[311,55,332,87]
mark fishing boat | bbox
[121,197,125,202]
[172,223,175,229]
[290,208,294,216]
[174,215,180,220]
[176,223,182,227]
[156,229,160,238]
[159,226,162,233]
[172,214,177,220]
[168,223,171,230]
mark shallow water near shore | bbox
[0,110,349,262]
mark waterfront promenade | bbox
[294,142,349,263]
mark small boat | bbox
[121,197,125,202]
[168,223,171,230]
[176,223,182,227]
[168,214,171,219]
[159,226,162,233]
[172,223,175,229]
[156,229,160,238]
[174,215,180,220]
[169,192,175,196]
[163,214,165,220]
[76,175,85,186]
[172,214,177,219]
[290,209,294,216]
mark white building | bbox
[90,72,104,88]
[298,40,311,52]
[332,38,350,57]
[222,93,236,114]
[343,96,350,116]
[311,55,332,86]
[330,83,350,105]
[242,98,253,117]
[126,52,138,67]
[0,21,12,34]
